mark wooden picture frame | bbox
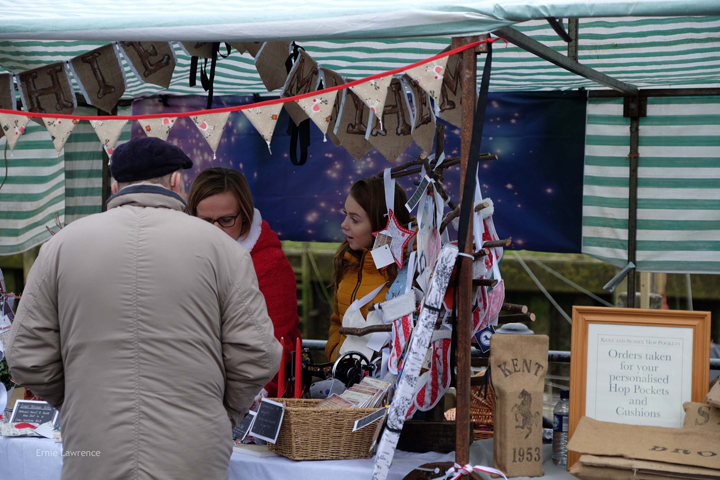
[568,306,711,469]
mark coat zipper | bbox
[350,250,366,303]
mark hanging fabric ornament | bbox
[0,113,30,151]
[377,290,416,376]
[295,90,337,142]
[192,111,231,159]
[90,119,127,158]
[404,55,449,107]
[349,75,393,129]
[241,103,283,154]
[372,169,417,269]
[137,117,177,141]
[414,329,452,412]
[43,117,78,154]
[472,285,489,335]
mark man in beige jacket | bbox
[6,137,282,480]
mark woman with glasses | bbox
[188,168,301,398]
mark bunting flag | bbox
[388,314,413,375]
[402,74,436,154]
[90,118,127,157]
[138,117,177,141]
[282,50,319,126]
[43,117,78,154]
[334,88,373,161]
[69,44,126,114]
[0,113,30,150]
[254,41,293,92]
[437,52,467,128]
[320,68,344,147]
[295,90,337,140]
[17,63,76,115]
[404,55,449,105]
[349,74,393,124]
[118,41,176,89]
[366,78,413,162]
[230,42,263,57]
[192,111,231,157]
[0,74,15,111]
[179,42,214,59]
[414,331,452,412]
[241,103,283,152]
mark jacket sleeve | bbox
[255,251,300,396]
[6,244,65,410]
[221,252,282,427]
[325,290,344,362]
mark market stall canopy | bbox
[1,15,720,98]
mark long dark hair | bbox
[332,177,410,288]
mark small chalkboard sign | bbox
[249,399,285,444]
[10,400,58,426]
[353,408,386,432]
[233,411,256,442]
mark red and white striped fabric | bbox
[388,313,413,375]
[414,330,452,412]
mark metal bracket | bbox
[623,96,648,118]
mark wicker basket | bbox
[266,398,383,461]
[444,371,494,440]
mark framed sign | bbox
[10,400,59,426]
[568,307,711,468]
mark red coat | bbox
[239,211,301,397]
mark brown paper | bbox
[179,42,214,58]
[367,78,413,162]
[254,41,292,92]
[18,63,75,115]
[568,417,720,471]
[230,42,263,57]
[438,52,475,129]
[119,41,176,89]
[490,334,549,478]
[708,381,720,409]
[581,453,720,479]
[282,51,319,126]
[70,44,125,113]
[683,402,720,432]
[403,74,436,154]
[334,88,373,161]
[320,68,344,146]
[0,73,15,111]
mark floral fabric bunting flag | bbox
[404,56,449,105]
[138,117,177,141]
[192,111,231,159]
[43,117,78,154]
[319,68,344,147]
[296,90,337,141]
[90,119,127,157]
[0,113,30,150]
[241,103,283,153]
[349,75,393,127]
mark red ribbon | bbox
[14,423,37,430]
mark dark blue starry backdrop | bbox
[132,91,585,253]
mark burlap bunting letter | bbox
[119,42,176,89]
[333,88,373,161]
[367,78,413,162]
[18,63,75,115]
[70,44,125,114]
[282,51,319,126]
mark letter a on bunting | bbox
[241,103,283,153]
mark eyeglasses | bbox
[202,212,241,228]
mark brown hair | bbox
[332,177,411,288]
[187,167,255,237]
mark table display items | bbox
[553,389,570,466]
[490,334,549,478]
[682,401,720,432]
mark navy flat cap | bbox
[110,137,193,183]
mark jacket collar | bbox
[237,208,263,253]
[106,184,187,212]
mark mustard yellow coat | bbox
[326,249,392,361]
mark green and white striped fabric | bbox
[0,0,715,43]
[583,96,720,274]
[0,107,130,254]
[1,17,720,97]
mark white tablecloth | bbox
[0,436,574,480]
